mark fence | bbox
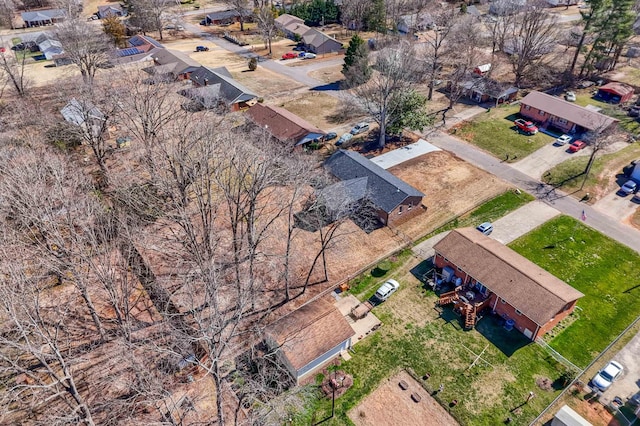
[535,339,581,373]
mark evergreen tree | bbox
[342,34,371,87]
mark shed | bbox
[474,63,492,75]
[596,82,634,104]
[264,298,354,384]
[551,405,592,426]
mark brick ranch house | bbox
[322,149,425,227]
[519,90,617,134]
[264,298,354,384]
[433,228,584,340]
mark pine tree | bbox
[342,34,371,87]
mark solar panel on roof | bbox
[117,47,142,57]
[146,37,163,48]
[128,36,144,47]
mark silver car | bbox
[375,279,400,301]
[592,361,624,391]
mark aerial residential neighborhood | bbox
[1,0,640,425]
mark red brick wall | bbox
[384,197,425,227]
[519,104,573,133]
[435,253,578,340]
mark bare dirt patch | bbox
[348,370,459,426]
[564,397,622,426]
[308,64,344,84]
[277,92,339,131]
[389,151,509,239]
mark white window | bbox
[524,105,530,110]
[515,309,522,316]
[557,118,568,125]
[540,111,545,116]
[398,206,403,215]
[500,298,506,304]
[408,202,413,211]
[457,267,462,272]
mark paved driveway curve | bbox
[370,139,441,169]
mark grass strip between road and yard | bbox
[509,215,640,368]
[453,104,554,163]
[542,143,640,197]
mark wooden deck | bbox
[438,287,492,330]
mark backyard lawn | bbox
[295,273,567,426]
[509,215,640,367]
[541,143,640,199]
[452,104,554,162]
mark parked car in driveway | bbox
[476,222,493,235]
[302,52,316,59]
[555,134,572,146]
[281,52,297,60]
[568,140,587,152]
[565,91,577,102]
[577,80,596,89]
[350,122,370,135]
[514,118,538,135]
[592,361,624,391]
[374,279,400,301]
[335,133,353,146]
[619,180,638,196]
[324,132,337,141]
[195,46,209,52]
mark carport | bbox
[596,83,634,104]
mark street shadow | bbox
[311,82,342,92]
[475,313,531,357]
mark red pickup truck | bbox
[514,119,539,135]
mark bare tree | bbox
[0,0,16,29]
[55,19,113,86]
[423,6,458,100]
[505,1,559,86]
[255,5,277,56]
[351,41,426,148]
[340,0,369,31]
[579,123,616,189]
[128,0,170,40]
[226,0,250,31]
[0,48,29,97]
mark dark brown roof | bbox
[520,91,617,131]
[246,103,325,145]
[433,228,583,325]
[265,298,354,371]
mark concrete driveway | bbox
[491,201,561,244]
[592,190,639,222]
[412,200,560,258]
[511,143,590,179]
[370,139,441,169]
[598,329,640,406]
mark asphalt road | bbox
[425,130,640,254]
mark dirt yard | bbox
[348,370,459,426]
[308,64,344,84]
[390,150,510,239]
[277,92,340,131]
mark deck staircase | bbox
[464,306,476,329]
[438,290,459,306]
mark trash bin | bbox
[504,319,515,331]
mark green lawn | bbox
[453,105,554,162]
[294,294,566,426]
[542,143,640,196]
[509,215,640,367]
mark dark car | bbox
[324,132,337,141]
[195,46,209,52]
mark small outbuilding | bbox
[473,63,492,76]
[596,82,634,104]
[551,405,592,426]
[264,298,355,384]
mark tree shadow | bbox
[311,82,342,92]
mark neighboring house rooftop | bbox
[128,34,164,50]
[433,228,584,326]
[598,82,633,97]
[38,38,64,59]
[460,77,518,99]
[189,66,257,105]
[61,98,104,126]
[246,103,325,145]
[21,8,66,22]
[302,28,340,48]
[324,150,424,214]
[520,91,618,131]
[97,4,124,16]
[265,298,354,373]
[206,9,251,21]
[145,49,200,77]
[275,13,304,28]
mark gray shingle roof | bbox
[21,9,65,22]
[189,66,257,104]
[324,150,424,213]
[317,177,369,212]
